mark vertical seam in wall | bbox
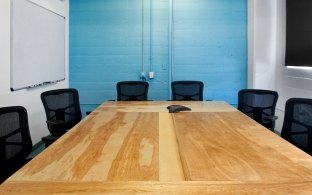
[168,0,173,99]
[247,0,254,88]
[272,0,278,91]
[149,0,152,72]
[10,0,13,88]
[142,0,144,75]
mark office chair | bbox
[171,81,204,101]
[0,106,33,183]
[238,89,278,131]
[41,88,82,147]
[281,98,312,155]
[116,81,149,101]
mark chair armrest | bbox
[263,115,278,121]
[46,120,64,126]
[41,135,60,148]
[46,120,66,136]
[42,135,59,141]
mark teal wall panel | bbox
[70,0,170,114]
[69,0,247,114]
[172,0,247,104]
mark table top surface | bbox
[173,112,312,182]
[1,101,312,194]
[97,100,237,112]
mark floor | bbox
[27,141,45,159]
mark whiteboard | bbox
[11,0,65,91]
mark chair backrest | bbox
[171,81,204,101]
[116,81,149,101]
[238,89,278,130]
[41,88,82,134]
[281,98,312,155]
[0,106,32,169]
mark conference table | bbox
[1,101,312,194]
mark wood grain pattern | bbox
[159,113,185,181]
[98,101,236,113]
[9,112,159,181]
[2,181,312,195]
[173,112,312,182]
[1,102,312,194]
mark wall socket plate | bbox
[148,71,154,79]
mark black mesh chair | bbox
[0,106,32,183]
[281,98,312,155]
[116,81,149,101]
[171,81,204,101]
[41,88,82,147]
[238,89,278,131]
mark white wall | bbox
[248,0,277,89]
[0,0,69,143]
[249,0,312,132]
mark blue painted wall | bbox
[70,0,169,114]
[172,0,247,104]
[69,0,247,113]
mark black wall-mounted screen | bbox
[286,0,312,67]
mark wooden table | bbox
[97,100,237,112]
[1,101,312,194]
